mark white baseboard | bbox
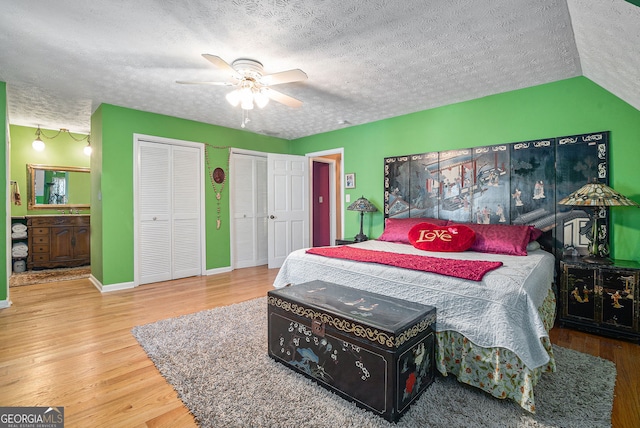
[0,299,11,309]
[90,275,136,293]
[206,266,232,276]
[89,267,232,292]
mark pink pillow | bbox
[408,223,476,252]
[529,226,543,242]
[378,217,448,244]
[447,223,540,256]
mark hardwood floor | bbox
[1,267,638,427]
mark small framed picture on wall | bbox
[345,173,356,189]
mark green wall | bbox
[90,108,103,285]
[292,77,640,262]
[1,82,6,302]
[9,125,90,216]
[93,104,290,286]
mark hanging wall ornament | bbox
[205,145,231,230]
[212,167,225,199]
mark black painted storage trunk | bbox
[268,280,436,422]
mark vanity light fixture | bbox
[32,125,91,155]
[32,126,46,151]
[83,137,92,156]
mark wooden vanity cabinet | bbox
[27,215,90,269]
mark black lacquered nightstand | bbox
[559,257,640,342]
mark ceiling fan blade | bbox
[176,80,234,86]
[263,88,303,108]
[202,54,241,78]
[260,69,308,86]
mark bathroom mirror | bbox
[27,164,91,210]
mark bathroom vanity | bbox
[27,215,90,270]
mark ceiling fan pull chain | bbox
[241,109,250,128]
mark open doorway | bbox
[308,149,343,247]
[312,160,331,247]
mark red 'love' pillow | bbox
[408,223,476,252]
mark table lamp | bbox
[558,179,639,264]
[347,196,378,242]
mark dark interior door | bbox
[312,161,330,247]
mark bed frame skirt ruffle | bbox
[435,288,557,413]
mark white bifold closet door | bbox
[138,141,202,285]
[232,153,268,268]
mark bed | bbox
[273,220,557,413]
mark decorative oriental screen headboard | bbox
[383,131,610,258]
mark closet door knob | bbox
[269,215,276,219]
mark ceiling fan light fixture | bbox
[179,55,306,117]
[254,89,270,109]
[240,86,254,110]
[240,98,254,110]
[225,90,240,107]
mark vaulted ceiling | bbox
[1,0,638,140]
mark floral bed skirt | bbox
[435,288,557,413]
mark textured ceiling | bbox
[567,0,640,109]
[0,0,638,140]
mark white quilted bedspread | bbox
[273,240,556,369]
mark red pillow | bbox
[408,223,476,252]
[448,223,539,256]
[378,217,448,244]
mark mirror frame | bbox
[27,164,91,210]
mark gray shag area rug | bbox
[132,297,616,428]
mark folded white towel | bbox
[12,242,28,258]
[11,231,27,239]
[12,242,28,250]
[11,223,27,233]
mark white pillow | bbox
[526,241,541,252]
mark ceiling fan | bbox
[177,54,307,110]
